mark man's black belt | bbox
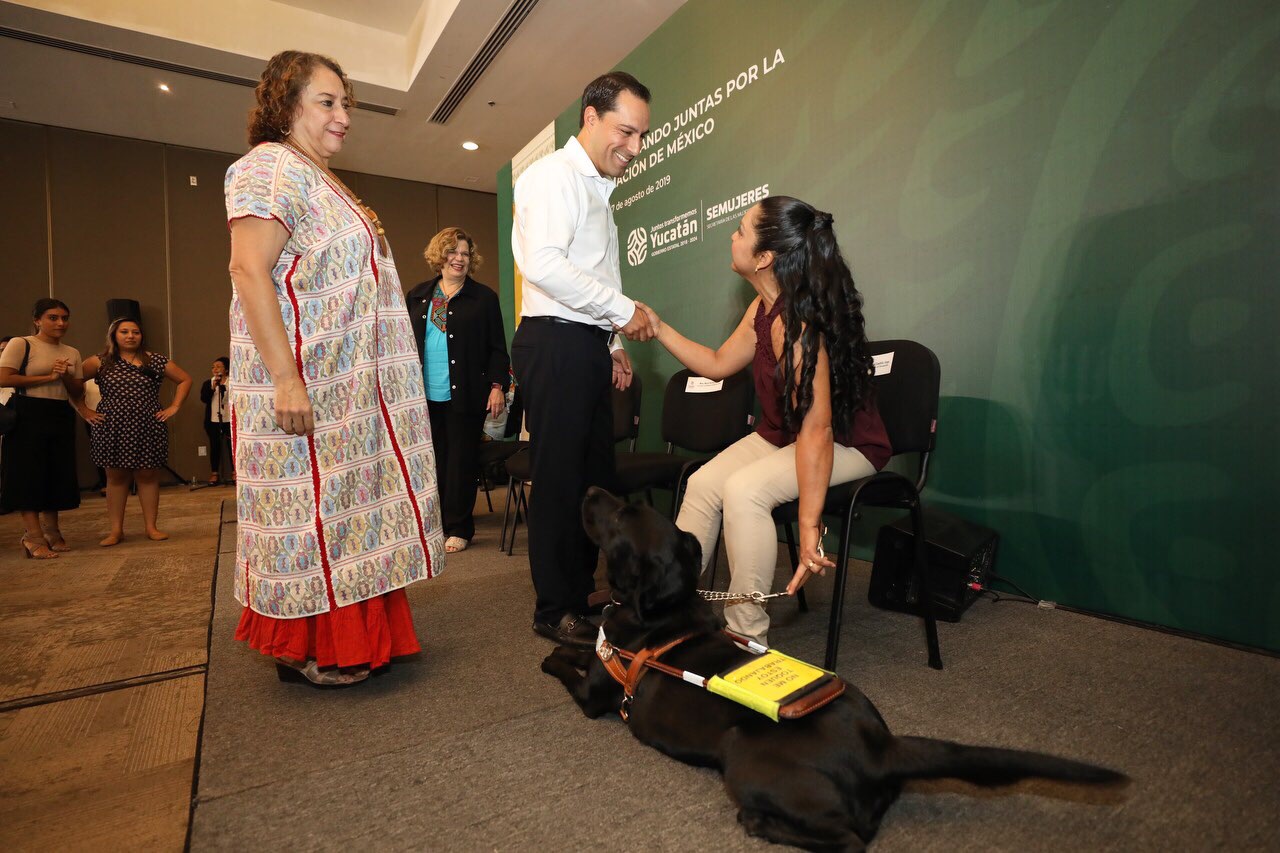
[523,315,615,346]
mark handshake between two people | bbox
[616,300,662,342]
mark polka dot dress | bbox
[91,353,169,470]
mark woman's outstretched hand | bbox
[787,522,834,595]
[638,302,663,338]
[619,301,662,341]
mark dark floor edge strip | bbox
[185,498,224,852]
[0,664,208,713]
[1052,603,1279,658]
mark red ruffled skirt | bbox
[235,589,420,669]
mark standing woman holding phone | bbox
[0,299,93,558]
[200,357,232,484]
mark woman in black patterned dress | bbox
[82,318,192,546]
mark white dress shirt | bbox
[512,135,636,337]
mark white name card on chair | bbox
[873,353,894,376]
[686,377,724,393]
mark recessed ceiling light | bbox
[461,141,479,151]
[158,83,170,92]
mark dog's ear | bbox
[607,539,639,599]
[678,531,702,576]
[631,549,666,624]
[633,535,700,622]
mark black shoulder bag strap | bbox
[15,337,32,396]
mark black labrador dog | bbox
[541,488,1125,851]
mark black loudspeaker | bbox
[106,299,141,323]
[868,508,998,622]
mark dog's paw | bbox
[543,645,592,674]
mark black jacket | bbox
[406,275,510,414]
[199,378,229,425]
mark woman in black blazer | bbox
[407,227,510,552]
[198,356,232,485]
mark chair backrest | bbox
[611,373,642,449]
[661,369,755,454]
[866,339,940,477]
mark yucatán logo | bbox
[627,227,649,266]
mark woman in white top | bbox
[0,299,95,559]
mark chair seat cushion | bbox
[505,447,532,480]
[614,452,692,493]
[770,470,917,522]
[479,439,528,467]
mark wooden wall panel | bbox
[355,174,439,291]
[164,146,238,479]
[48,128,168,355]
[0,120,50,342]
[437,186,499,293]
[48,129,167,486]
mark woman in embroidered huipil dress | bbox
[225,50,444,688]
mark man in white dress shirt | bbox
[512,71,655,648]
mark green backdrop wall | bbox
[498,0,1279,651]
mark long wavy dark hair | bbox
[753,195,874,436]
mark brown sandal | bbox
[42,528,71,552]
[275,659,370,689]
[21,535,59,560]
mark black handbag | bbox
[0,337,32,436]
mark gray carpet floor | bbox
[190,493,1280,851]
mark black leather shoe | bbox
[532,613,597,649]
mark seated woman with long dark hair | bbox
[639,195,891,643]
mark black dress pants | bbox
[204,421,232,476]
[427,398,486,541]
[510,318,615,624]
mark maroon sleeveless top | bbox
[752,298,892,470]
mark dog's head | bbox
[582,487,702,623]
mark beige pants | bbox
[675,432,876,643]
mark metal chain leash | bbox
[697,589,790,604]
[696,527,828,605]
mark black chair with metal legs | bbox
[479,387,526,515]
[771,340,942,672]
[613,373,641,454]
[500,447,531,554]
[613,369,755,518]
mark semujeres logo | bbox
[627,227,650,266]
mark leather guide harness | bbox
[595,623,846,722]
[596,632,698,721]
